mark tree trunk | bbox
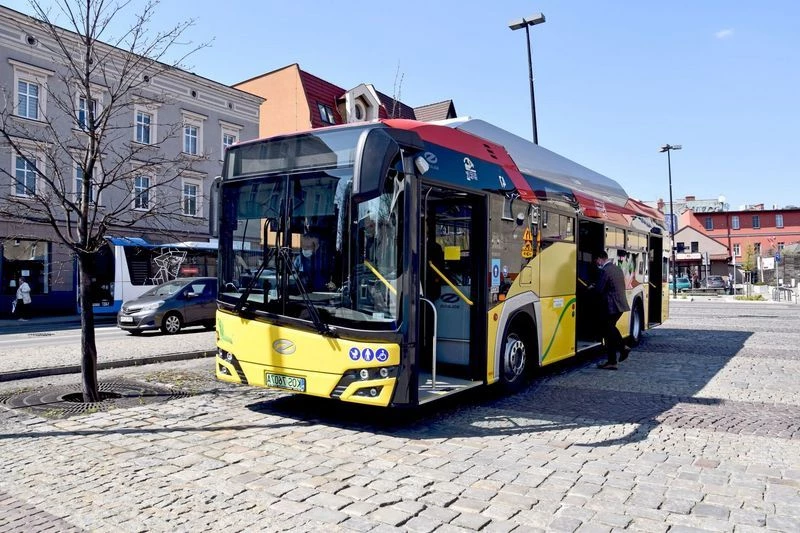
[78,253,100,402]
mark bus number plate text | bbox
[266,373,306,392]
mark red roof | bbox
[298,70,345,128]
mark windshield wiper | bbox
[278,246,334,337]
[234,218,275,314]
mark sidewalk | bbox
[0,314,215,382]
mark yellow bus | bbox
[211,118,669,407]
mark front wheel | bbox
[161,312,183,335]
[500,329,530,390]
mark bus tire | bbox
[161,312,183,335]
[499,326,532,391]
[629,299,644,346]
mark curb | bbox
[0,349,216,382]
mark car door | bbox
[186,280,216,325]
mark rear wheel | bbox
[629,300,644,346]
[500,328,531,390]
[161,312,183,335]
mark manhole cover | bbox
[3,379,190,418]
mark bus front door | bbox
[420,187,486,400]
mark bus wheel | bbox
[629,300,644,346]
[161,312,183,335]
[500,329,529,389]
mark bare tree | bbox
[0,0,207,401]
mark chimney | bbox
[685,195,695,202]
[657,198,665,212]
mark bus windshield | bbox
[218,131,405,331]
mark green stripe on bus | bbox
[542,297,577,359]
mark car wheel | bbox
[499,327,532,391]
[161,312,183,335]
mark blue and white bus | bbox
[89,237,218,314]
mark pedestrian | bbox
[15,276,32,321]
[591,251,631,370]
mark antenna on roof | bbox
[392,61,404,118]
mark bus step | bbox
[418,372,482,404]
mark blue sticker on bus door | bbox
[349,347,360,361]
[362,348,374,362]
[376,348,389,362]
[491,258,501,287]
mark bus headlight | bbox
[359,369,370,380]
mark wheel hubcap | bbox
[504,334,526,381]
[166,316,179,333]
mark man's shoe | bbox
[619,348,630,362]
[597,362,618,370]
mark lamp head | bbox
[660,144,682,152]
[509,13,546,30]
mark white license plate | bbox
[266,373,306,392]
[120,316,134,323]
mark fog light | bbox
[379,368,389,378]
[369,388,378,397]
[218,364,230,375]
[359,369,369,380]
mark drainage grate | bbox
[27,332,55,337]
[2,379,191,418]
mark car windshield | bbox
[141,280,187,297]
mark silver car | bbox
[117,277,217,335]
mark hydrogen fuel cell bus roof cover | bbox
[439,118,630,209]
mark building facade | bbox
[0,5,262,316]
[234,63,457,138]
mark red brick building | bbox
[681,205,800,283]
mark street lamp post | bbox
[660,143,682,298]
[509,13,545,144]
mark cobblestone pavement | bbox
[1,301,800,532]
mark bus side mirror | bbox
[353,128,424,202]
[208,176,222,238]
[353,129,399,202]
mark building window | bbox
[135,110,152,144]
[17,80,39,119]
[182,178,201,217]
[752,215,760,229]
[733,244,740,256]
[731,215,740,230]
[134,175,150,210]
[318,103,336,124]
[704,216,713,230]
[14,154,38,197]
[74,164,100,205]
[691,241,699,253]
[778,242,785,251]
[776,214,784,228]
[676,241,685,253]
[754,243,761,255]
[10,59,53,120]
[183,124,198,154]
[220,121,242,160]
[181,111,206,156]
[77,96,97,130]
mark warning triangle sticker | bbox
[522,227,533,242]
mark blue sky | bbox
[8,0,799,210]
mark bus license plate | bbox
[266,373,306,392]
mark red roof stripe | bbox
[382,119,536,203]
